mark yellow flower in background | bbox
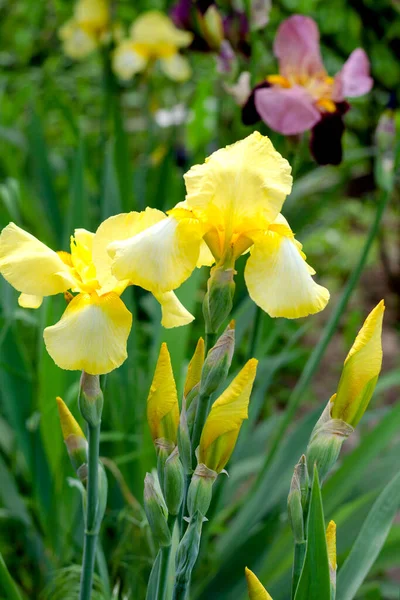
[147,343,180,446]
[245,567,273,600]
[0,218,193,374]
[109,132,329,319]
[59,0,110,60]
[112,11,193,81]
[198,359,257,472]
[331,300,384,426]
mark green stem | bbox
[256,187,391,482]
[0,552,23,600]
[205,332,217,354]
[79,422,101,600]
[156,517,176,600]
[291,541,307,599]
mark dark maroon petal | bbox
[310,102,350,165]
[241,80,270,126]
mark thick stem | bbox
[79,422,101,600]
[291,541,307,599]
[156,517,176,600]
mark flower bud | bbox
[56,396,88,481]
[199,5,224,50]
[287,456,308,543]
[306,399,353,482]
[199,359,257,473]
[174,510,205,595]
[164,447,185,515]
[200,322,235,398]
[331,301,384,427]
[147,343,180,450]
[79,372,103,427]
[203,264,236,334]
[178,400,192,475]
[184,338,205,400]
[187,463,217,517]
[245,567,273,599]
[156,439,175,493]
[326,520,337,591]
[144,473,171,547]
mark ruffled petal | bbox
[93,208,166,293]
[43,292,132,375]
[108,215,203,294]
[160,53,191,81]
[154,291,195,328]
[255,86,321,135]
[333,49,373,99]
[18,294,43,309]
[245,224,329,318]
[112,41,147,80]
[274,15,324,79]
[0,223,74,297]
[184,132,292,238]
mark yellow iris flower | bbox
[112,11,193,81]
[59,0,110,60]
[198,359,257,473]
[245,567,273,600]
[0,216,193,375]
[331,300,384,426]
[109,132,329,319]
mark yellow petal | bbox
[331,301,384,426]
[43,292,132,375]
[184,132,292,251]
[0,223,74,297]
[184,337,205,397]
[160,53,191,81]
[109,214,203,294]
[147,343,180,444]
[199,359,258,472]
[18,294,43,309]
[93,208,165,293]
[112,40,147,80]
[56,397,86,441]
[197,239,215,268]
[245,223,329,319]
[326,520,337,571]
[245,567,273,600]
[59,19,98,59]
[154,291,195,328]
[130,11,193,58]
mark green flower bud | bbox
[174,511,205,598]
[200,322,235,398]
[203,265,236,335]
[164,447,185,515]
[156,439,175,493]
[79,372,103,427]
[187,463,217,517]
[306,400,353,483]
[178,400,192,475]
[144,473,171,548]
[288,456,308,543]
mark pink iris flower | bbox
[242,15,373,164]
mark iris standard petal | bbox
[0,223,74,296]
[274,15,324,80]
[184,132,292,237]
[255,85,321,135]
[333,48,373,99]
[93,208,166,292]
[160,53,191,81]
[154,291,195,328]
[109,215,203,294]
[245,226,329,318]
[43,292,132,375]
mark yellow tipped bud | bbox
[326,520,337,571]
[245,567,273,600]
[184,338,205,398]
[332,300,385,426]
[147,343,180,446]
[56,396,85,441]
[199,359,257,473]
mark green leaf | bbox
[0,551,24,600]
[336,469,400,600]
[145,550,161,600]
[294,467,331,600]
